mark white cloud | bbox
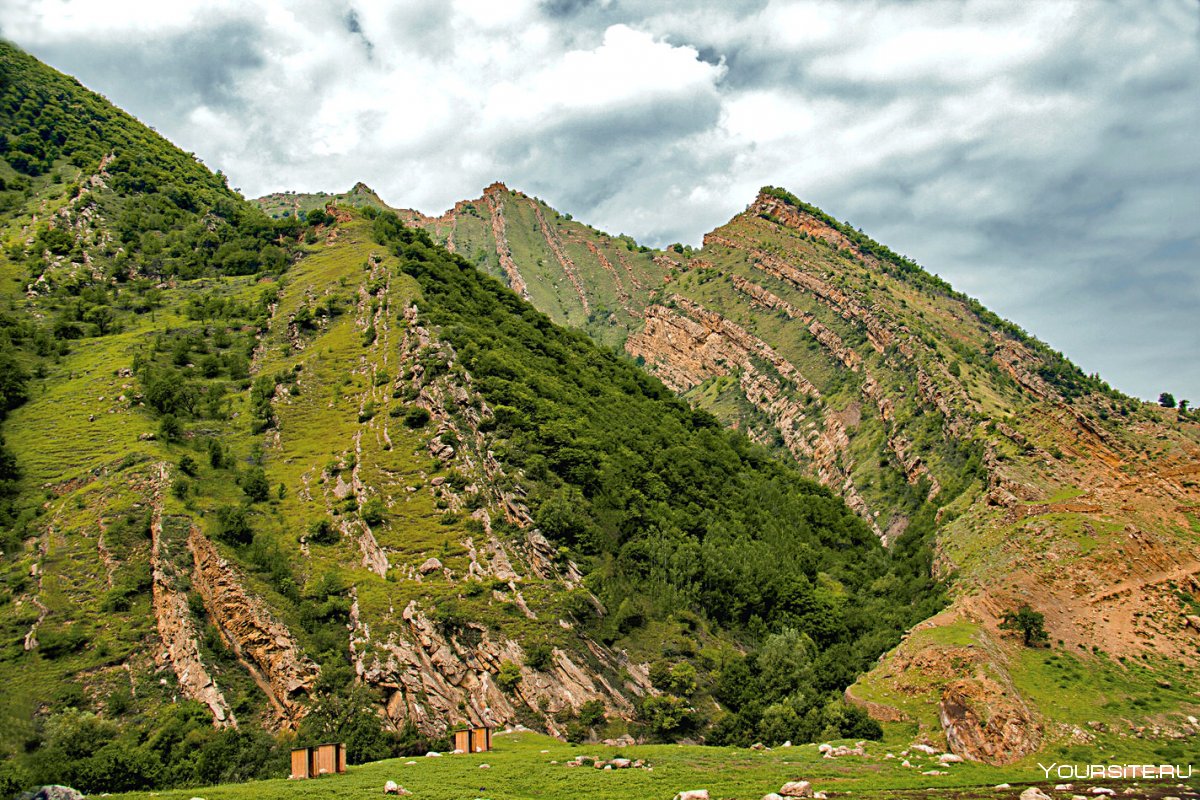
[1,0,1197,399]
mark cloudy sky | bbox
[3,0,1197,400]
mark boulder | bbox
[779,780,814,797]
[910,743,939,755]
[675,792,710,800]
[419,557,443,574]
[383,781,412,796]
[611,758,632,769]
[19,789,86,800]
[994,784,1011,790]
[939,753,964,764]
[479,764,490,769]
[425,750,442,757]
[818,743,833,755]
[762,795,785,800]
[1021,788,1053,800]
[751,742,767,751]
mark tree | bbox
[1159,392,1176,409]
[1180,399,1191,413]
[240,467,270,502]
[1000,604,1048,647]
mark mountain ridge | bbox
[0,39,1195,798]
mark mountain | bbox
[256,179,1200,764]
[0,43,940,794]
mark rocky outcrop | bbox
[582,239,634,315]
[188,527,318,728]
[939,676,1041,765]
[483,183,530,300]
[527,197,589,314]
[627,297,883,538]
[399,303,583,585]
[351,598,650,737]
[148,464,234,728]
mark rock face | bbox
[149,465,235,728]
[939,676,1041,765]
[626,296,884,538]
[352,597,648,737]
[189,527,318,728]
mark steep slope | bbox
[258,182,674,349]
[364,181,1200,763]
[0,44,936,795]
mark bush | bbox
[361,497,385,526]
[307,518,339,545]
[214,504,253,545]
[495,661,522,693]
[239,467,270,502]
[403,406,430,429]
[525,642,554,671]
[157,413,181,441]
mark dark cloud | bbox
[345,8,374,56]
[16,21,263,123]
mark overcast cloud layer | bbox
[3,0,1197,400]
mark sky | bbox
[2,0,1197,400]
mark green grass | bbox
[113,731,1064,800]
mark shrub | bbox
[239,467,270,502]
[361,497,385,526]
[403,406,430,429]
[308,518,339,545]
[525,642,554,671]
[495,661,522,693]
[214,504,252,545]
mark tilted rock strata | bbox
[148,464,235,727]
[188,526,318,728]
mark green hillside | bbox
[0,42,943,796]
[372,164,1200,765]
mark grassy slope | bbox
[113,730,1191,800]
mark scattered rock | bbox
[479,763,490,769]
[781,740,792,748]
[762,794,784,800]
[779,780,814,797]
[1021,788,1053,800]
[1090,789,1115,796]
[751,742,767,751]
[818,744,833,755]
[383,781,412,796]
[1055,785,1074,791]
[994,785,1011,790]
[675,791,710,800]
[611,758,632,769]
[425,750,442,757]
[939,753,964,763]
[902,760,913,768]
[418,557,443,574]
[911,743,939,755]
[922,770,948,776]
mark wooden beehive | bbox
[289,743,346,779]
[470,726,492,753]
[290,747,311,779]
